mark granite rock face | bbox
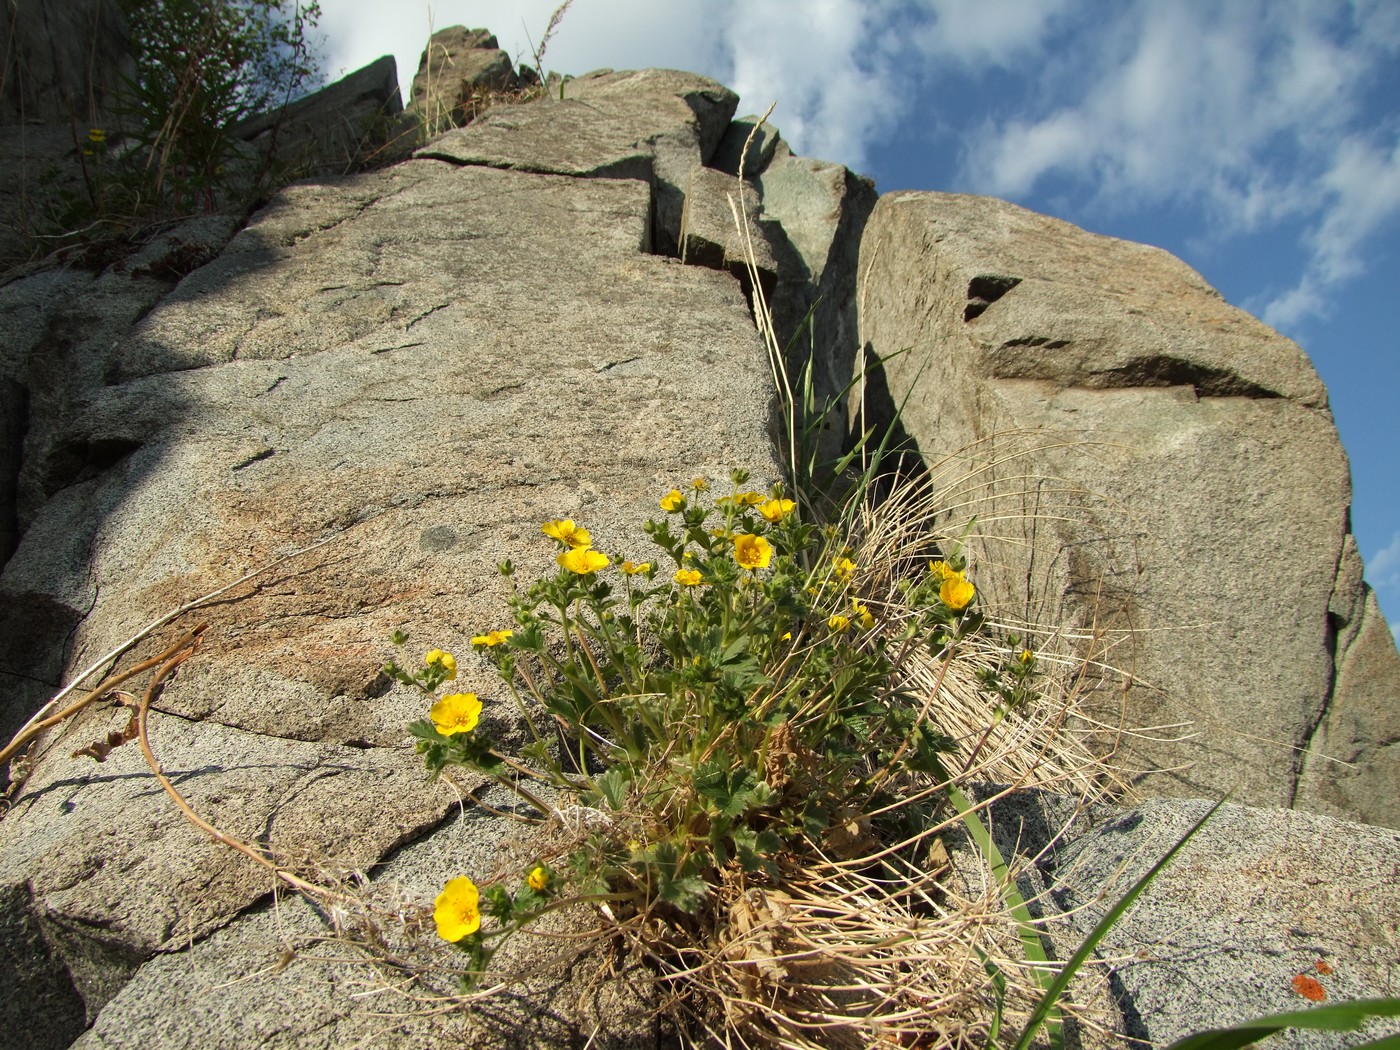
[0,63,803,1050]
[3,19,1399,1050]
[858,191,1400,828]
[0,0,133,125]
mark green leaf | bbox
[658,874,709,912]
[1165,999,1400,1050]
[695,762,759,818]
[593,768,631,811]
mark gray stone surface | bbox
[1052,798,1400,1046]
[420,68,739,256]
[679,165,776,285]
[858,190,1400,828]
[755,141,876,469]
[950,791,1400,1048]
[235,55,409,177]
[709,114,780,178]
[0,0,133,125]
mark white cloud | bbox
[950,3,1400,331]
[316,0,912,172]
[1370,530,1400,590]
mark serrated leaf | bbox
[594,768,631,810]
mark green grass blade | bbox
[1010,796,1228,1050]
[1164,998,1400,1050]
[948,784,1061,1050]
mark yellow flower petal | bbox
[940,574,976,611]
[621,560,651,575]
[425,649,457,679]
[558,547,610,574]
[852,601,875,630]
[733,533,773,570]
[430,692,482,735]
[833,556,856,581]
[660,490,684,512]
[434,876,481,942]
[527,865,550,892]
[758,498,796,522]
[471,629,514,647]
[542,519,591,548]
[828,614,851,632]
[674,568,703,587]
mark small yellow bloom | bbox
[542,518,591,548]
[527,865,550,892]
[674,568,703,587]
[1019,648,1034,663]
[828,613,851,632]
[733,533,773,570]
[852,601,875,630]
[660,489,685,512]
[758,497,796,522]
[425,649,457,680]
[558,547,610,574]
[690,477,709,491]
[736,490,765,506]
[430,692,482,735]
[940,574,976,611]
[87,127,106,144]
[434,876,481,942]
[833,556,856,581]
[621,560,651,575]
[471,629,513,647]
[929,560,954,580]
[781,631,792,641]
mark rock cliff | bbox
[1,20,1397,1050]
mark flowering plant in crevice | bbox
[386,469,987,988]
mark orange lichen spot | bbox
[1291,973,1326,1002]
[1315,959,1334,976]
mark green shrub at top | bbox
[43,0,321,254]
[386,469,985,981]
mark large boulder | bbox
[0,66,782,1048]
[858,191,1400,828]
[407,26,521,134]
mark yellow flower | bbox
[558,548,610,574]
[733,533,773,570]
[542,518,590,549]
[621,560,651,575]
[1019,648,1034,664]
[87,127,106,144]
[781,631,792,641]
[690,477,709,491]
[828,613,851,632]
[660,489,685,512]
[758,497,796,522]
[471,629,513,647]
[929,560,954,580]
[434,876,481,942]
[833,556,856,581]
[674,568,703,587]
[527,865,550,892]
[940,574,976,611]
[430,692,482,736]
[852,601,875,630]
[425,649,457,680]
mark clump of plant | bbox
[385,469,1044,1041]
[35,0,322,262]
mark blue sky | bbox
[320,1,1400,638]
